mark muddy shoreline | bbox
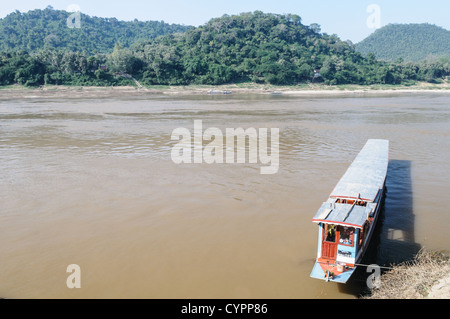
[1,83,450,99]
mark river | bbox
[0,92,449,298]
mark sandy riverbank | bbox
[1,82,450,99]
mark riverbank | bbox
[1,82,450,99]
[364,249,450,299]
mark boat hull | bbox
[310,261,356,283]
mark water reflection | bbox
[378,160,421,263]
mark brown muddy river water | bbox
[0,92,449,298]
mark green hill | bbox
[0,7,192,53]
[131,11,385,85]
[355,23,450,62]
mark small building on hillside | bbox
[312,68,323,83]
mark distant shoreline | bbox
[1,82,450,99]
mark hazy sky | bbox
[1,0,450,43]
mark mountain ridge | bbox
[355,23,450,62]
[0,7,192,54]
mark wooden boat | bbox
[310,139,389,283]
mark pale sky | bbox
[1,0,450,43]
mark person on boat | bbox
[339,227,353,245]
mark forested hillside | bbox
[0,6,191,53]
[355,23,450,62]
[110,12,450,86]
[132,12,366,85]
[0,11,449,87]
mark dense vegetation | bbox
[129,13,450,86]
[0,10,449,87]
[0,6,191,53]
[355,23,450,62]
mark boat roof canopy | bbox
[312,202,376,229]
[329,139,389,202]
[311,139,389,228]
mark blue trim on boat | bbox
[310,261,325,280]
[310,262,356,284]
[330,268,355,283]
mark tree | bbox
[310,23,321,34]
[107,43,141,74]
